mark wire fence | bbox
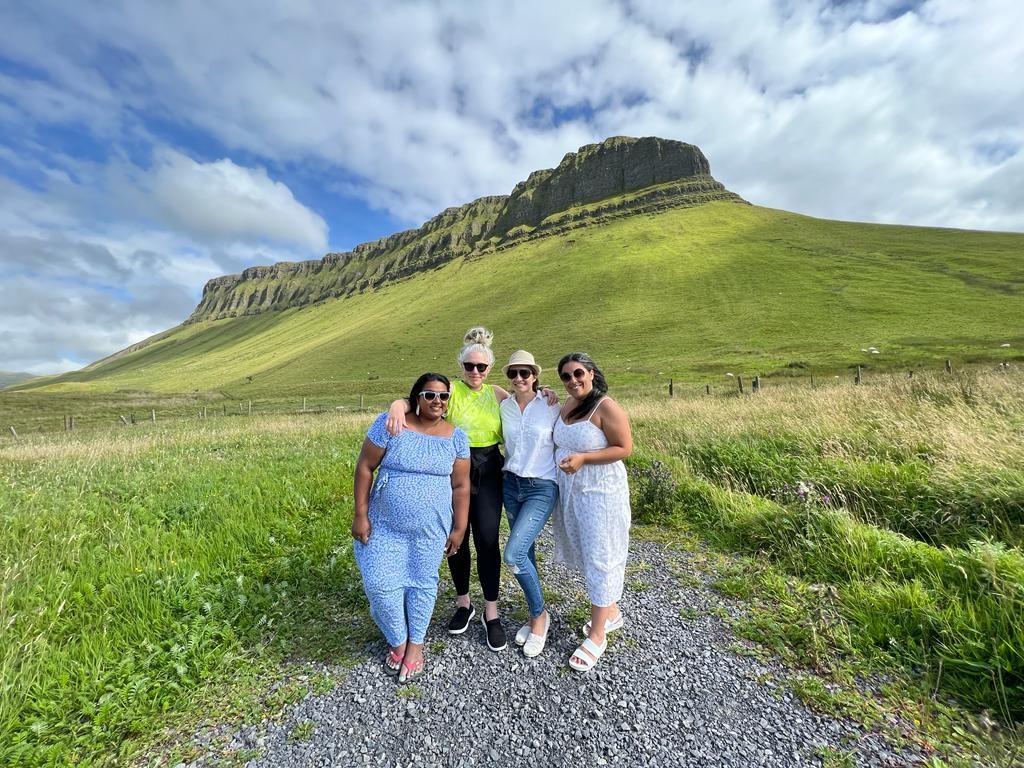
[2,357,1018,442]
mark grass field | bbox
[12,202,1023,402]
[0,414,376,765]
[2,370,1022,765]
[629,370,1024,728]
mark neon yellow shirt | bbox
[447,379,502,448]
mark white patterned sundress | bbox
[551,398,631,607]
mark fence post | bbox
[359,395,364,410]
[203,406,208,419]
[810,375,815,388]
[70,416,75,431]
[8,426,17,439]
[752,376,760,392]
[64,415,69,431]
[705,384,710,395]
[151,409,156,422]
[119,415,129,426]
[248,400,252,416]
[669,378,674,398]
[945,359,952,374]
[737,376,744,394]
[855,366,862,385]
[130,413,136,424]
[302,397,307,412]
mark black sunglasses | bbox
[462,361,489,373]
[418,390,451,402]
[559,367,588,382]
[506,368,534,380]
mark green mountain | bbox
[0,372,36,389]
[18,136,1024,399]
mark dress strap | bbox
[586,397,606,423]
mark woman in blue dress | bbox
[352,373,471,683]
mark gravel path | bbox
[178,532,924,767]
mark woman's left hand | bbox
[558,453,585,474]
[444,528,466,557]
[540,386,559,406]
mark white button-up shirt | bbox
[500,392,560,481]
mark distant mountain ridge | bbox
[188,136,746,322]
[0,372,36,389]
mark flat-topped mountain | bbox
[13,134,1021,399]
[189,136,746,322]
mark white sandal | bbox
[568,636,606,672]
[522,612,550,658]
[582,613,624,638]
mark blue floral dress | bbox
[355,413,470,646]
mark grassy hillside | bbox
[16,202,1024,400]
[0,372,35,389]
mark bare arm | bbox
[352,437,386,544]
[557,399,633,473]
[385,398,411,436]
[491,383,509,403]
[445,457,471,556]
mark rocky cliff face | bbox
[188,136,746,322]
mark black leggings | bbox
[448,444,504,602]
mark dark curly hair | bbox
[558,352,608,421]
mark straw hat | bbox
[501,349,541,377]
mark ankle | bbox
[455,595,471,609]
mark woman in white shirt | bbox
[499,350,561,658]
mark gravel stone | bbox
[176,532,925,767]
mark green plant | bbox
[289,721,315,742]
[627,457,679,522]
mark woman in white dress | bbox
[552,352,633,672]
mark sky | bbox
[1,0,1022,376]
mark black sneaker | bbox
[483,615,507,651]
[447,605,475,634]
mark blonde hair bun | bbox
[463,326,493,348]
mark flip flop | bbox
[383,648,403,676]
[522,612,550,659]
[398,657,424,684]
[568,636,606,672]
[582,613,624,638]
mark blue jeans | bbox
[502,473,558,618]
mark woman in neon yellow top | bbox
[389,327,511,650]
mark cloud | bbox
[5,2,1024,226]
[1,0,1023,375]
[0,149,328,374]
[144,149,328,251]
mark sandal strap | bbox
[580,637,605,657]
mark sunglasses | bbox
[559,367,588,382]
[462,361,489,373]
[418,390,451,402]
[506,368,534,380]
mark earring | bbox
[415,404,420,416]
